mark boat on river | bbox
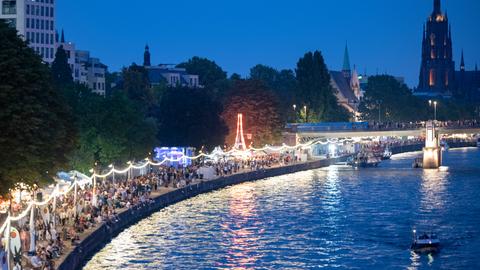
[382,147,393,160]
[348,153,381,168]
[411,230,440,253]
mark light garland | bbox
[0,138,351,235]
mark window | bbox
[445,70,449,86]
[41,6,44,16]
[26,5,30,15]
[2,1,17,15]
[41,47,44,57]
[50,7,54,17]
[50,48,54,59]
[431,49,435,59]
[41,20,44,30]
[36,33,39,43]
[45,6,49,17]
[41,33,44,44]
[50,34,53,44]
[36,19,39,29]
[36,6,39,16]
[429,69,435,87]
[26,18,30,28]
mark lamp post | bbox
[304,106,308,123]
[109,164,115,184]
[292,104,297,123]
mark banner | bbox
[40,206,50,225]
[9,227,21,256]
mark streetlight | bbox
[304,105,308,123]
[108,164,115,183]
[292,104,297,123]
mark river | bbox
[84,148,480,269]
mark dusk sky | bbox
[57,0,480,87]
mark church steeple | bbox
[434,0,441,15]
[60,29,65,43]
[143,44,151,67]
[342,43,351,78]
[460,50,465,71]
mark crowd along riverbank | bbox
[58,142,476,270]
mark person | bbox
[0,242,8,270]
[30,254,43,269]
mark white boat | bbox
[382,147,392,160]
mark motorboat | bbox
[411,230,440,253]
[382,147,393,160]
[412,157,423,168]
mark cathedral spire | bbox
[434,0,441,14]
[342,43,351,78]
[143,44,151,67]
[460,50,465,71]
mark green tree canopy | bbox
[177,57,229,100]
[0,20,75,195]
[155,87,227,149]
[250,64,297,122]
[51,45,73,88]
[295,51,350,122]
[358,75,429,122]
[221,80,283,147]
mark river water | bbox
[84,148,480,269]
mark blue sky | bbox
[57,0,480,87]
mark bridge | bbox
[284,121,480,142]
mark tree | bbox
[295,51,350,122]
[177,57,229,100]
[51,45,73,87]
[0,20,75,194]
[358,75,428,122]
[250,64,297,122]
[67,91,157,172]
[156,87,227,149]
[222,80,283,147]
[122,64,153,110]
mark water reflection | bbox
[221,184,262,269]
[84,149,480,270]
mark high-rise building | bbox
[0,0,56,63]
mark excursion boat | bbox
[348,154,381,168]
[411,230,440,253]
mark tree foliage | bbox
[0,20,75,194]
[221,80,283,147]
[155,87,227,149]
[358,75,429,122]
[295,51,350,122]
[250,64,296,122]
[51,45,73,88]
[177,57,229,100]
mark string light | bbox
[0,138,352,232]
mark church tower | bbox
[342,43,351,80]
[144,44,151,67]
[418,0,455,95]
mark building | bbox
[57,31,108,96]
[416,0,480,100]
[143,45,201,88]
[1,0,56,63]
[330,44,363,118]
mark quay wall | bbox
[58,142,476,270]
[58,157,347,270]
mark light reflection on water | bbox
[85,148,480,270]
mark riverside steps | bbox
[57,156,348,270]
